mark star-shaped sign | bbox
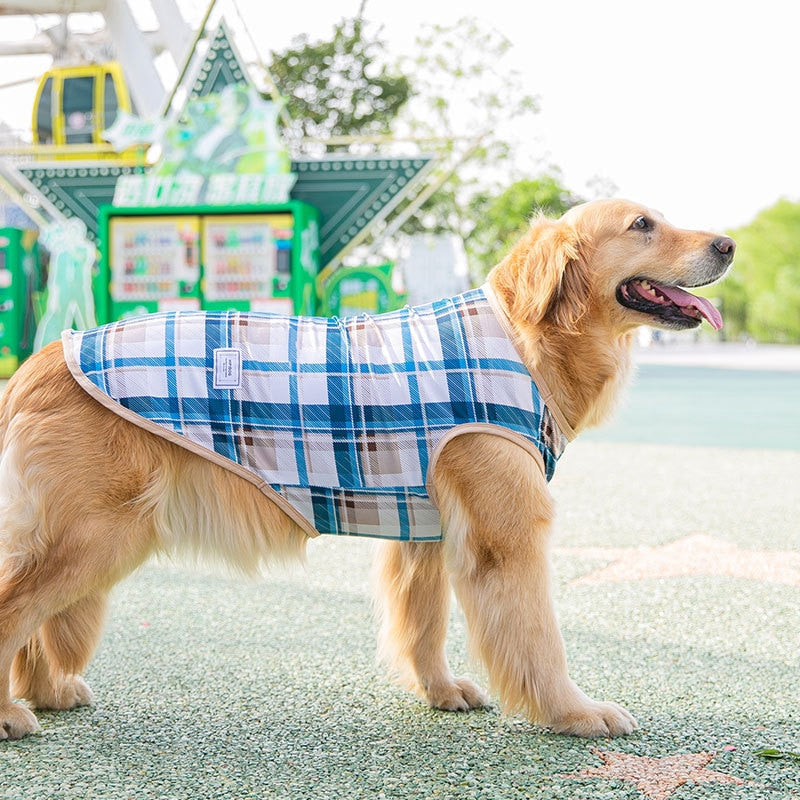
[562,748,746,800]
[557,534,800,586]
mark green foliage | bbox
[754,748,800,761]
[399,18,539,141]
[467,174,583,277]
[267,13,411,145]
[719,200,800,343]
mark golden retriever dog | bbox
[0,199,734,741]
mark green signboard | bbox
[113,84,294,208]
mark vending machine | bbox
[201,212,297,314]
[0,228,43,377]
[104,215,201,320]
[97,201,320,323]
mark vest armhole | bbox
[60,332,321,539]
[481,283,577,442]
[425,423,548,509]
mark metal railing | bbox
[0,141,149,164]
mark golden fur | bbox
[0,199,734,740]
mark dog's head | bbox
[490,198,735,334]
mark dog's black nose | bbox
[712,236,736,261]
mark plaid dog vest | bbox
[63,285,574,541]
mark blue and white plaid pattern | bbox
[64,286,568,541]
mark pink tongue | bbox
[653,283,723,330]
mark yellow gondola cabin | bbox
[32,61,133,155]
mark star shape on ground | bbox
[556,533,800,586]
[561,748,745,800]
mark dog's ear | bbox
[492,215,591,329]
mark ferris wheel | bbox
[0,0,193,133]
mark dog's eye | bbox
[629,215,651,232]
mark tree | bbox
[267,11,584,280]
[393,18,540,242]
[466,173,583,277]
[267,8,411,147]
[717,200,800,343]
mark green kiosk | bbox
[94,84,321,324]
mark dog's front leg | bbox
[436,433,637,737]
[374,540,490,711]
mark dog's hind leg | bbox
[0,509,155,740]
[11,591,108,711]
[0,347,161,739]
[434,433,637,738]
[374,540,489,711]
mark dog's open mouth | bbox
[616,278,723,330]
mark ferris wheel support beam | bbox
[149,0,191,64]
[103,0,164,116]
[0,1,103,11]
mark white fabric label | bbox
[213,348,242,389]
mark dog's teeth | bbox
[635,280,659,300]
[638,280,660,299]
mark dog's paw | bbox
[425,676,491,712]
[27,675,94,711]
[549,699,637,738]
[0,703,41,741]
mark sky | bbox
[1,0,798,232]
